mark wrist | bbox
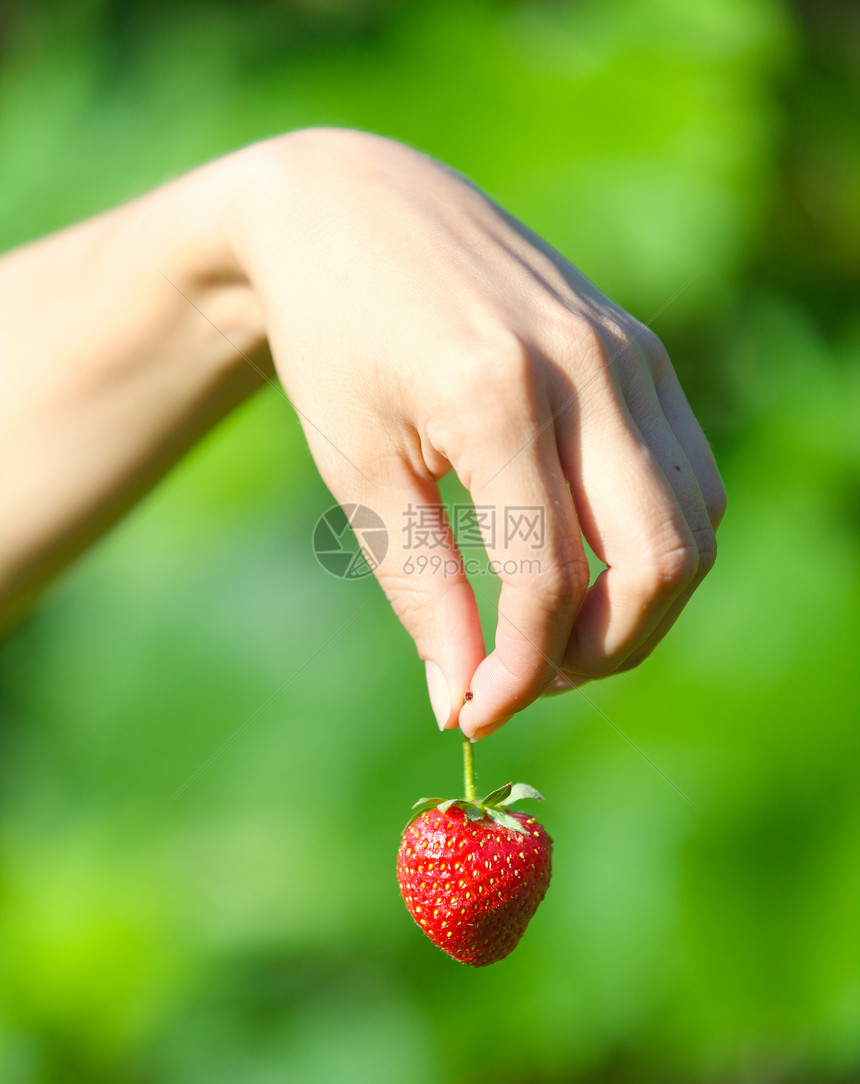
[0,150,275,632]
[126,149,271,385]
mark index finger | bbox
[456,408,588,741]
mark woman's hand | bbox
[0,128,724,737]
[230,129,726,739]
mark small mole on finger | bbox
[464,691,474,702]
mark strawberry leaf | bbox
[487,808,530,834]
[482,782,513,806]
[404,778,544,836]
[500,783,545,806]
[411,797,443,809]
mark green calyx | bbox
[405,781,545,835]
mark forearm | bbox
[0,151,271,634]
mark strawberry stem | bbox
[463,733,477,801]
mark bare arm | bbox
[0,154,270,633]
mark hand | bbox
[231,129,726,740]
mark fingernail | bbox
[546,675,573,696]
[544,672,589,696]
[467,715,512,743]
[425,661,451,731]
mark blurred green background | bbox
[1,0,858,1081]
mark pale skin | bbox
[0,128,725,740]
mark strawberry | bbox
[397,742,552,967]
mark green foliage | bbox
[407,775,544,831]
[1,1,858,1082]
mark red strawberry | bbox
[397,775,552,967]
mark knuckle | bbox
[639,538,700,596]
[501,559,587,621]
[634,324,670,369]
[571,320,611,373]
[463,330,534,405]
[491,329,534,382]
[428,329,540,469]
[548,312,607,374]
[539,546,590,602]
[692,524,718,577]
[377,571,427,625]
